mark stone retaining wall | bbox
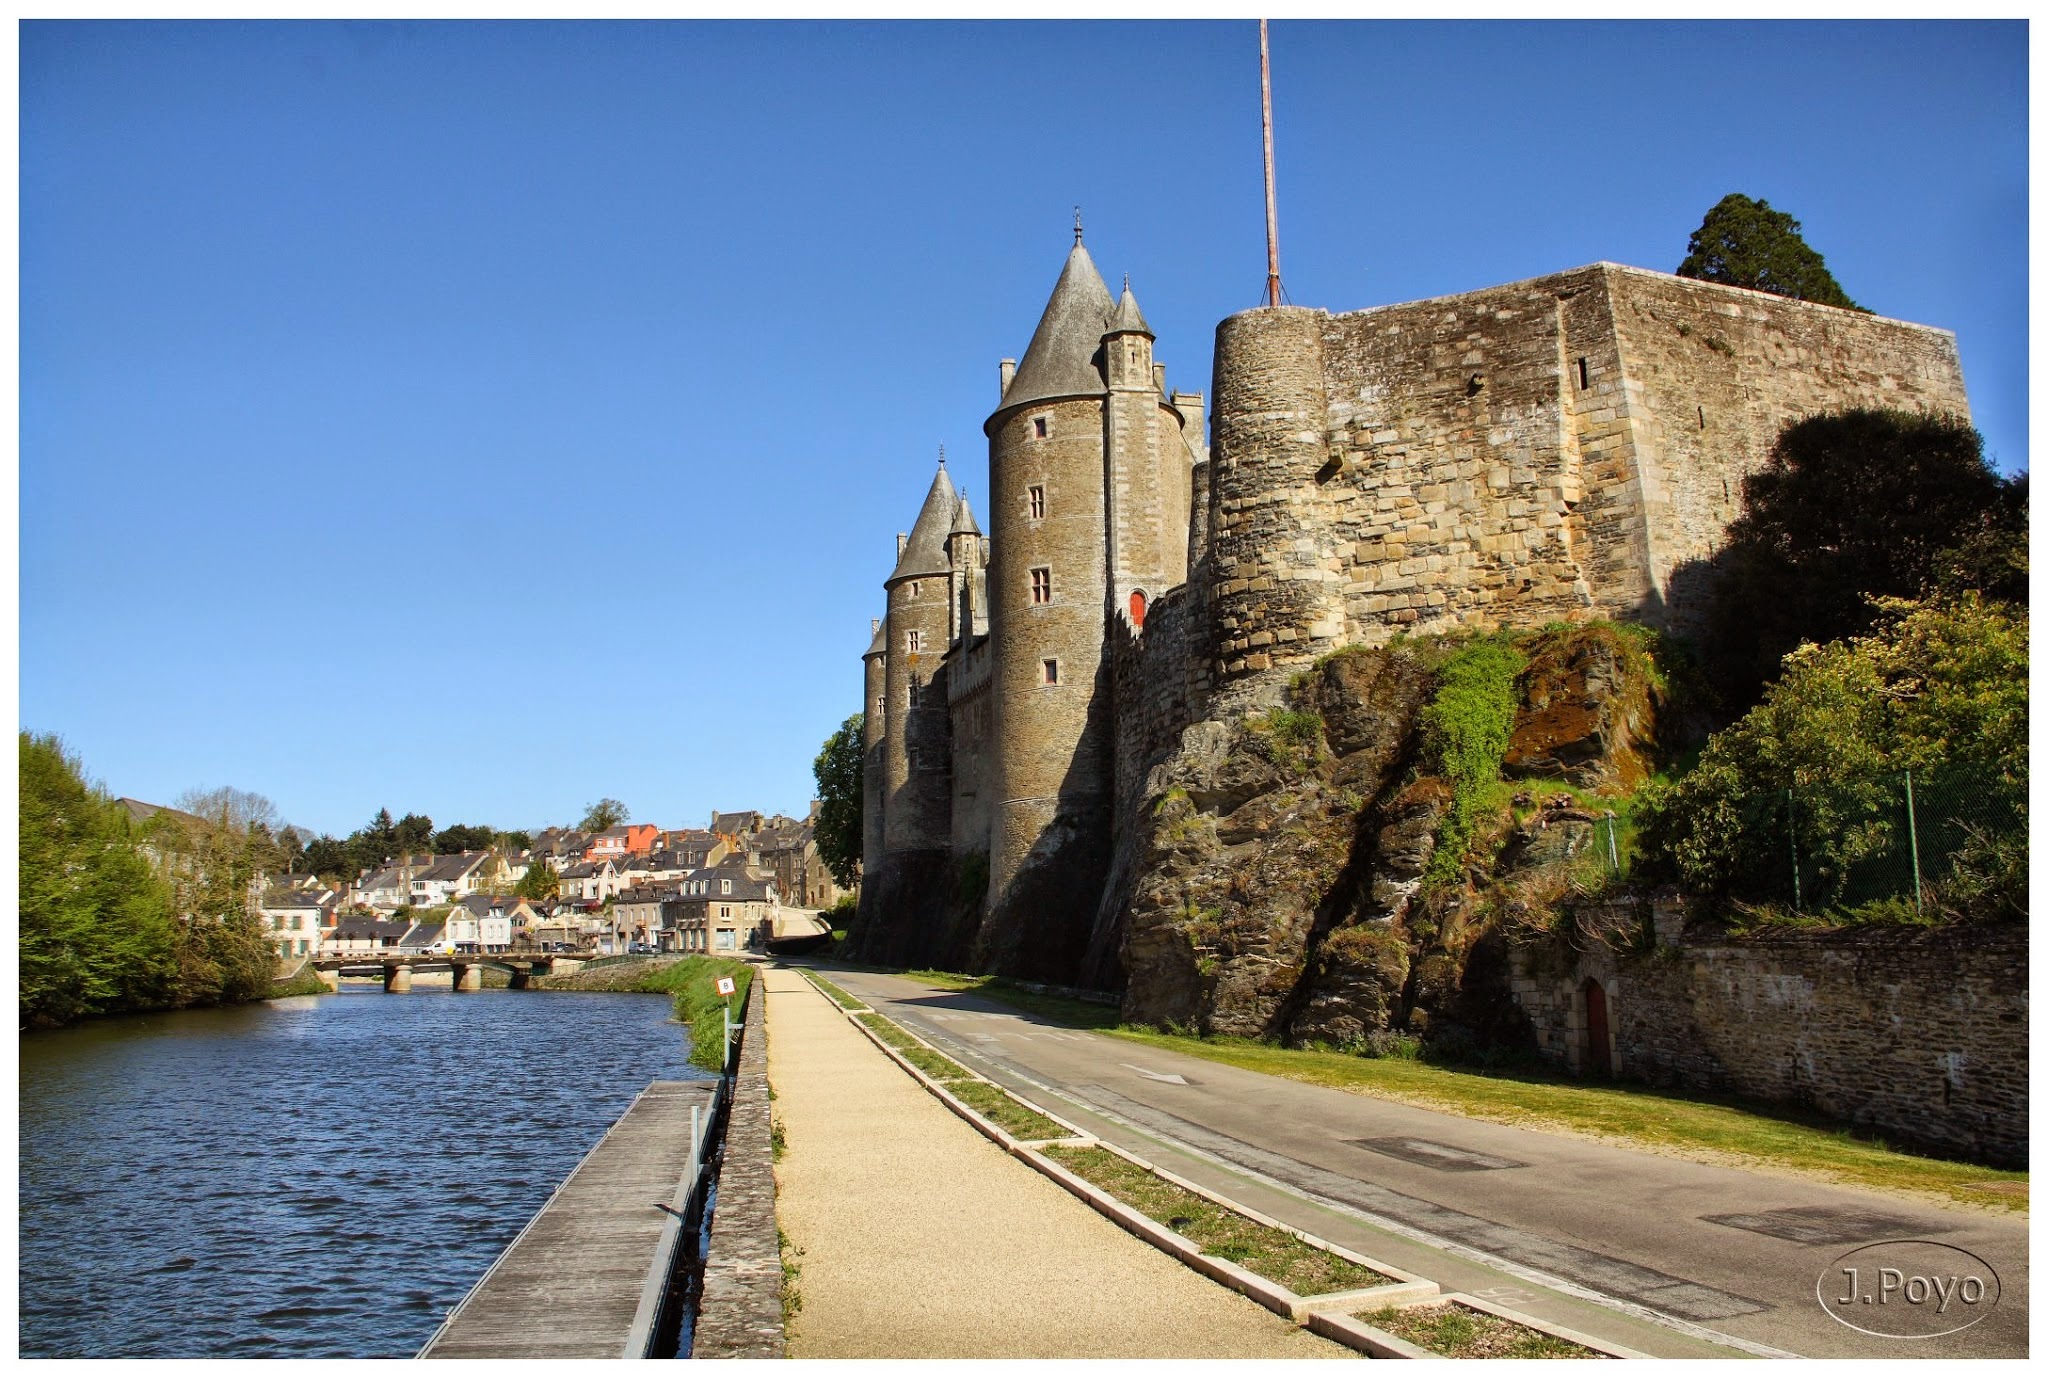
[1511,910,2027,1167]
[690,972,784,1357]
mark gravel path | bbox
[764,965,1347,1359]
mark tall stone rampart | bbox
[1205,265,1974,667]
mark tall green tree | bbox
[1677,193,1864,310]
[394,812,436,857]
[1701,409,2023,708]
[580,798,630,832]
[18,733,178,1025]
[812,713,864,889]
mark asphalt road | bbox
[818,965,2028,1361]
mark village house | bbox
[260,886,333,960]
[587,824,660,861]
[321,918,411,955]
[408,851,494,907]
[672,858,780,956]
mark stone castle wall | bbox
[1201,265,1973,679]
[1512,911,2027,1167]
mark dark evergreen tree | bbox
[1677,193,1864,310]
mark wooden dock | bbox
[418,1080,717,1359]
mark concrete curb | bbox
[1302,1290,1655,1360]
[1439,1291,1653,1359]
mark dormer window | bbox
[721,879,732,895]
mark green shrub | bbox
[1639,596,2025,918]
[1419,637,1527,886]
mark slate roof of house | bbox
[331,919,412,941]
[994,240,1116,421]
[399,922,446,948]
[710,811,764,836]
[359,864,408,892]
[887,464,959,583]
[455,893,527,918]
[415,851,490,883]
[261,888,328,911]
[116,797,208,829]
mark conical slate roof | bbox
[889,464,960,583]
[998,242,1117,417]
[1108,282,1152,337]
[864,617,887,659]
[949,490,981,537]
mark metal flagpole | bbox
[1261,19,1282,307]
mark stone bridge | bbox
[310,951,600,992]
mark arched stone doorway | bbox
[1129,588,1147,628]
[1582,977,1612,1076]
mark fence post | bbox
[1905,769,1923,915]
[1786,787,1802,912]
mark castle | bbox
[854,234,1971,985]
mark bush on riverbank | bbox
[20,733,277,1029]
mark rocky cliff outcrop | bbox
[1115,624,1665,1051]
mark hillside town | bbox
[250,806,849,961]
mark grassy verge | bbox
[539,954,753,1071]
[266,966,332,998]
[847,1005,1068,1137]
[804,972,866,1011]
[946,1080,1069,1141]
[1043,1144,1390,1297]
[1362,1302,1600,1359]
[1108,1028,2028,1213]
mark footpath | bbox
[762,964,1345,1359]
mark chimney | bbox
[999,358,1016,397]
[1153,362,1167,393]
[896,533,908,557]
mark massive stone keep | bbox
[851,249,1972,990]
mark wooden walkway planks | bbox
[419,1081,716,1359]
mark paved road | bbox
[817,965,2028,1360]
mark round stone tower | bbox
[1207,305,1347,691]
[881,463,959,855]
[980,238,1119,971]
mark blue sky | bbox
[18,19,2028,841]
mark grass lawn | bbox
[850,967,2027,1214]
[1042,1144,1391,1297]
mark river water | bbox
[17,985,709,1358]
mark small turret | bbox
[1104,279,1155,390]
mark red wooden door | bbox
[1583,978,1611,1076]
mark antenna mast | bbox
[1260,19,1282,307]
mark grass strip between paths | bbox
[1042,1144,1391,1299]
[945,1080,1069,1141]
[1361,1302,1601,1359]
[848,1007,1066,1136]
[803,972,866,1011]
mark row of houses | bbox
[264,847,795,960]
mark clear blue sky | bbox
[19,19,2027,842]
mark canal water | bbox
[17,985,709,1358]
